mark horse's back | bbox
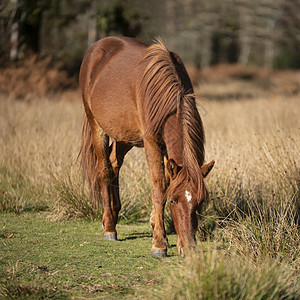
[80,37,148,145]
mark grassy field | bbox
[0,92,299,299]
[0,213,180,298]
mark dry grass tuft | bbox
[157,245,300,300]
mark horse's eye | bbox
[170,199,175,205]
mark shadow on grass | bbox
[118,231,152,241]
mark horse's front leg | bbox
[144,137,168,257]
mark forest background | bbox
[1,0,299,72]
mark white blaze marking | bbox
[185,190,192,203]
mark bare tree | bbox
[87,1,97,47]
[237,0,252,65]
[165,0,177,49]
[0,0,20,61]
[10,1,19,61]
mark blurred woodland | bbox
[0,0,299,99]
[1,0,299,69]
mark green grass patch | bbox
[0,213,179,299]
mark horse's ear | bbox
[201,160,215,178]
[166,159,180,180]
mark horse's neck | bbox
[162,114,183,166]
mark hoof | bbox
[103,233,117,241]
[179,247,185,257]
[151,249,167,258]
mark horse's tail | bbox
[79,41,106,210]
[79,113,101,209]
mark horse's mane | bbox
[141,39,206,202]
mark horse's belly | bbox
[101,116,143,146]
[91,97,143,146]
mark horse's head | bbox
[166,159,215,257]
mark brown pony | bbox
[79,36,214,257]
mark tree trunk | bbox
[165,0,176,50]
[239,34,250,65]
[201,29,213,68]
[87,1,97,47]
[10,0,19,61]
[238,2,252,65]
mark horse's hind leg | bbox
[89,120,117,240]
[109,141,132,225]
